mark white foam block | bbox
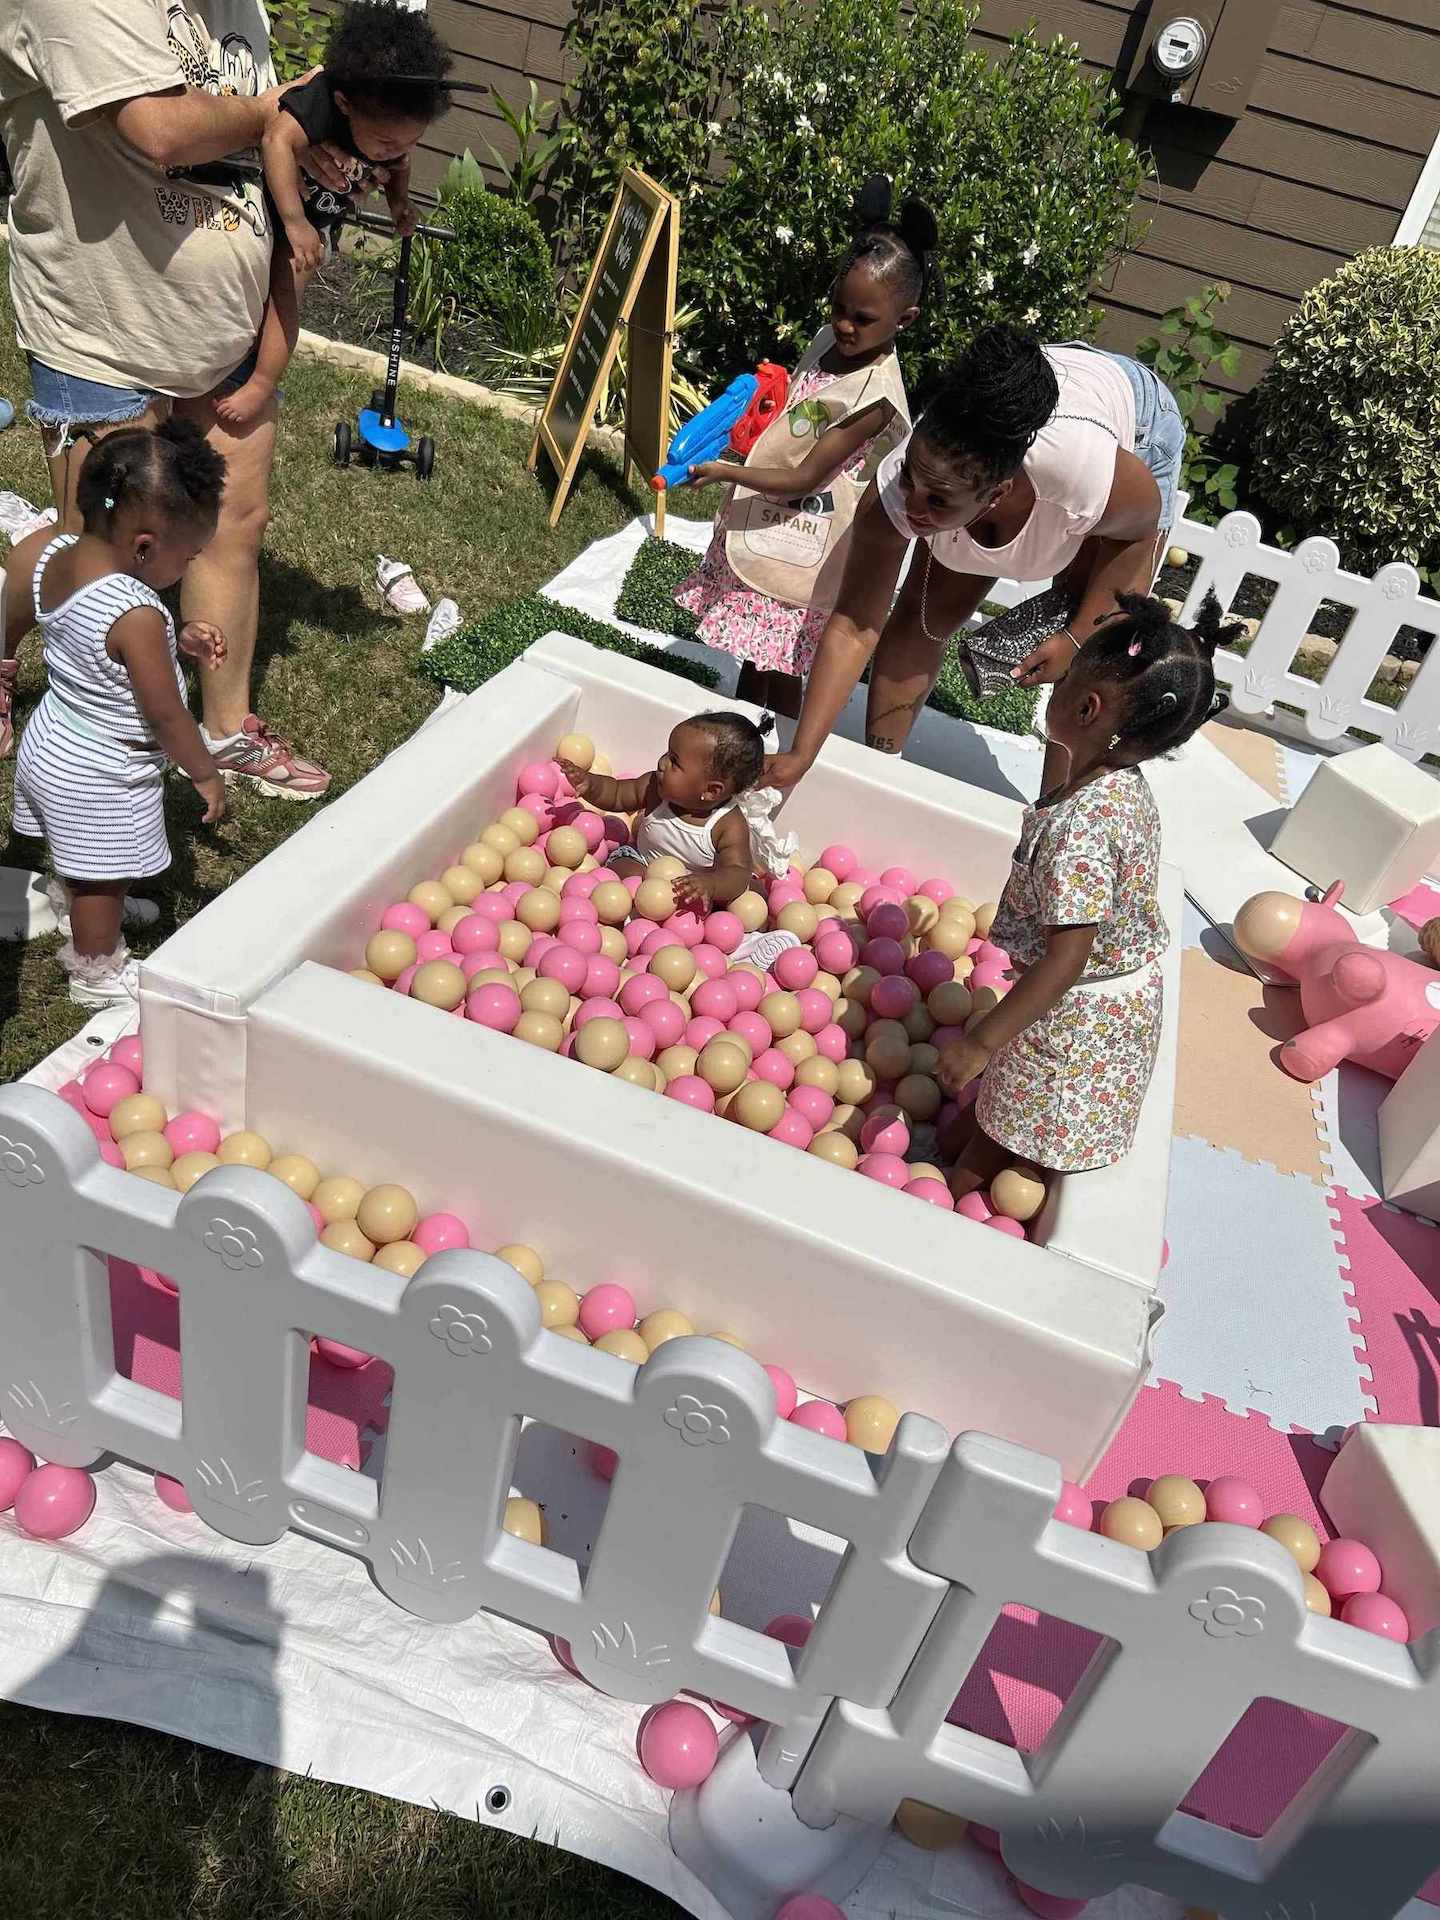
[1272,741,1440,916]
[1322,1423,1440,1637]
[1378,1025,1440,1221]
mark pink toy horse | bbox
[1234,881,1440,1081]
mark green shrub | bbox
[1249,247,1440,590]
[418,594,720,696]
[269,0,330,82]
[615,539,700,640]
[1136,284,1242,522]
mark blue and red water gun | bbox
[652,362,789,491]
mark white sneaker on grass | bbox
[62,943,141,1009]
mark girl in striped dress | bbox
[7,421,228,1006]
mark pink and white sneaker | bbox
[203,715,331,801]
[0,656,17,759]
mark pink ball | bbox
[985,1215,1026,1239]
[966,937,984,956]
[904,1178,954,1209]
[555,870,597,903]
[623,1017,657,1061]
[308,1202,327,1233]
[164,1110,221,1158]
[620,973,669,1016]
[776,1900,846,1920]
[729,1011,773,1054]
[381,901,430,938]
[971,1824,1003,1854]
[1315,1536,1382,1600]
[768,883,805,915]
[771,1110,814,1149]
[1013,1884,1089,1920]
[640,998,686,1049]
[579,1282,637,1341]
[814,1023,848,1063]
[82,1108,114,1145]
[587,1442,619,1482]
[582,955,622,1000]
[753,1048,797,1091]
[639,931,671,959]
[573,810,605,852]
[98,1138,126,1168]
[56,1080,88,1114]
[974,941,1009,970]
[0,1437,37,1509]
[558,919,602,957]
[602,814,630,847]
[773,946,819,992]
[970,962,1008,993]
[692,977,740,1023]
[1204,1476,1264,1529]
[764,1364,798,1419]
[518,793,555,829]
[452,914,500,957]
[790,1399,847,1440]
[918,877,953,904]
[14,1463,96,1540]
[880,865,917,896]
[859,937,905,977]
[573,998,626,1031]
[956,1191,994,1223]
[1053,1482,1092,1527]
[82,1060,139,1118]
[764,1612,813,1647]
[538,946,588,994]
[794,988,832,1035]
[638,1701,719,1790]
[849,868,877,890]
[557,896,599,926]
[705,911,744,954]
[819,844,857,880]
[471,894,509,923]
[728,968,765,1013]
[315,1338,372,1369]
[815,929,858,974]
[666,1075,716,1112]
[414,1212,470,1254]
[414,929,455,964]
[865,901,910,942]
[501,881,530,910]
[663,911,706,949]
[521,934,556,970]
[860,1114,910,1156]
[625,918,660,956]
[518,760,561,799]
[1341,1591,1409,1641]
[467,984,522,1032]
[789,1085,835,1129]
[906,949,955,994]
[108,1035,144,1077]
[691,944,727,981]
[459,951,500,983]
[393,963,419,997]
[154,1471,193,1514]
[870,975,919,1020]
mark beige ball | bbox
[312,1175,366,1225]
[591,753,613,777]
[777,1030,818,1066]
[555,732,595,770]
[595,1328,648,1365]
[552,1324,590,1345]
[845,1394,900,1453]
[733,1080,786,1133]
[171,1150,221,1193]
[409,879,456,923]
[812,904,840,925]
[908,1163,945,1185]
[1148,1474,1206,1532]
[830,882,864,917]
[651,945,696,993]
[923,919,971,961]
[1303,1573,1332,1616]
[534,1279,580,1329]
[121,1130,173,1172]
[613,1055,660,1090]
[759,990,803,1039]
[349,968,385,987]
[635,876,677,923]
[895,1073,941,1122]
[519,978,569,1022]
[835,997,869,1040]
[904,895,940,936]
[865,1024,911,1083]
[828,1103,866,1141]
[591,880,633,925]
[515,1010,564,1051]
[269,1154,320,1199]
[505,846,548,888]
[542,867,571,894]
[908,1043,940,1078]
[777,902,819,943]
[656,1044,699,1081]
[321,1218,376,1262]
[813,970,842,1001]
[437,905,472,936]
[941,899,976,936]
[504,1495,547,1546]
[218,1130,272,1170]
[575,1016,629,1071]
[647,855,687,884]
[795,1056,839,1095]
[467,967,513,991]
[810,1130,859,1170]
[842,965,880,1008]
[599,925,628,966]
[707,1330,747,1350]
[496,1243,544,1285]
[109,1092,169,1141]
[364,929,416,982]
[698,1039,750,1096]
[640,1308,694,1351]
[411,960,466,1011]
[356,1183,418,1246]
[902,1004,936,1043]
[131,1165,176,1189]
[546,825,588,870]
[497,920,531,963]
[928,980,972,1025]
[500,806,541,847]
[895,1799,969,1850]
[479,823,520,860]
[460,842,504,885]
[804,867,837,905]
[1165,545,1189,570]
[990,1165,1046,1223]
[439,865,484,907]
[974,902,997,938]
[374,1240,427,1277]
[731,890,768,933]
[1100,1496,1164,1551]
[1262,1513,1321,1573]
[516,888,562,934]
[836,1059,877,1106]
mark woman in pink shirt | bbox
[766,325,1185,795]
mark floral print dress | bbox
[977,766,1168,1173]
[674,359,889,678]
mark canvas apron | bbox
[725,329,909,612]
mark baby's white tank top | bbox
[635,800,731,870]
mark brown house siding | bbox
[414,0,1440,396]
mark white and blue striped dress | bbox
[13,536,182,881]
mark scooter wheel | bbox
[333,420,352,468]
[416,436,436,481]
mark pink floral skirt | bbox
[675,526,828,678]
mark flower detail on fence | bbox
[0,1136,44,1189]
[1223,519,1254,550]
[1189,1586,1266,1639]
[428,1304,492,1357]
[1301,548,1331,575]
[664,1394,731,1446]
[203,1218,263,1271]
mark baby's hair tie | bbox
[104,495,116,510]
[1158,689,1179,713]
[1127,639,1142,657]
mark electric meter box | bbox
[1125,0,1280,117]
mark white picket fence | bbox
[3,1078,1439,1920]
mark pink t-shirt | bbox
[876,345,1137,581]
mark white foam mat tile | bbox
[1315,1062,1388,1203]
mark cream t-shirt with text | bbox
[0,0,275,400]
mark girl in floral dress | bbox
[939,593,1238,1192]
[675,182,936,719]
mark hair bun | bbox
[854,175,893,228]
[1190,588,1246,659]
[897,198,938,256]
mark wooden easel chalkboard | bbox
[529,169,678,533]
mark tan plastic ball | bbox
[575,1017,629,1071]
[904,895,940,936]
[968,987,1004,1025]
[552,1324,589,1345]
[269,1154,320,1200]
[845,1394,900,1453]
[758,990,802,1039]
[708,1330,747,1350]
[496,1244,544,1285]
[555,732,595,771]
[515,1010,564,1051]
[312,1175,366,1225]
[908,1163,945,1185]
[591,880,633,925]
[505,846,548,888]
[109,1092,169,1141]
[698,1039,750,1096]
[591,753,613,776]
[647,855,687,884]
[902,1004,936,1043]
[908,1044,940,1079]
[923,919,971,961]
[830,883,864,917]
[219,1130,272,1170]
[515,888,561,934]
[542,867,570,894]
[731,890,768,933]
[374,1241,427,1277]
[500,806,541,847]
[121,1130,173,1172]
[1303,1573,1332,1615]
[131,1165,176,1189]
[812,904,840,924]
[635,876,677,923]
[656,1045,699,1081]
[596,1328,649,1365]
[804,867,838,905]
[409,879,456,923]
[895,1800,969,1851]
[836,1059,877,1106]
[974,903,997,938]
[1100,1496,1164,1551]
[460,842,504,885]
[479,823,521,860]
[1148,1474,1206,1532]
[953,955,975,985]
[1262,1513,1321,1573]
[928,981,972,1025]
[504,1495,547,1546]
[411,960,467,1011]
[813,971,842,1001]
[733,1080,786,1133]
[894,1074,941,1122]
[349,969,385,987]
[831,1104,867,1141]
[810,1130,859,1170]
[517,978,568,1022]
[990,1165,1047,1223]
[941,900,977,937]
[467,967,514,991]
[356,1183,418,1246]
[842,965,880,1008]
[777,1030,818,1066]
[865,1025,911,1083]
[439,865,485,907]
[614,1055,661,1090]
[599,926,628,966]
[534,1279,580,1330]
[497,920,531,963]
[639,1308,694,1351]
[546,826,588,870]
[777,902,819,943]
[321,1218,376,1262]
[835,998,869,1040]
[365,929,417,982]
[651,945,696,993]
[943,895,976,916]
[171,1150,221,1194]
[437,905,472,936]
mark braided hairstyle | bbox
[76,419,227,535]
[1073,591,1239,759]
[326,0,453,122]
[691,711,767,794]
[915,326,1060,487]
[834,176,940,311]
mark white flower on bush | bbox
[1023,306,1040,324]
[977,269,995,293]
[1021,242,1039,265]
[796,113,813,133]
[813,80,828,100]
[974,230,986,250]
[777,224,794,243]
[707,120,721,137]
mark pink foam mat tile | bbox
[1328,1188,1440,1430]
[1389,880,1440,932]
[108,1257,393,1470]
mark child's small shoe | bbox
[376,556,431,616]
[62,942,141,1009]
[733,929,802,970]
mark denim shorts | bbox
[26,347,264,440]
[1104,350,1186,532]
